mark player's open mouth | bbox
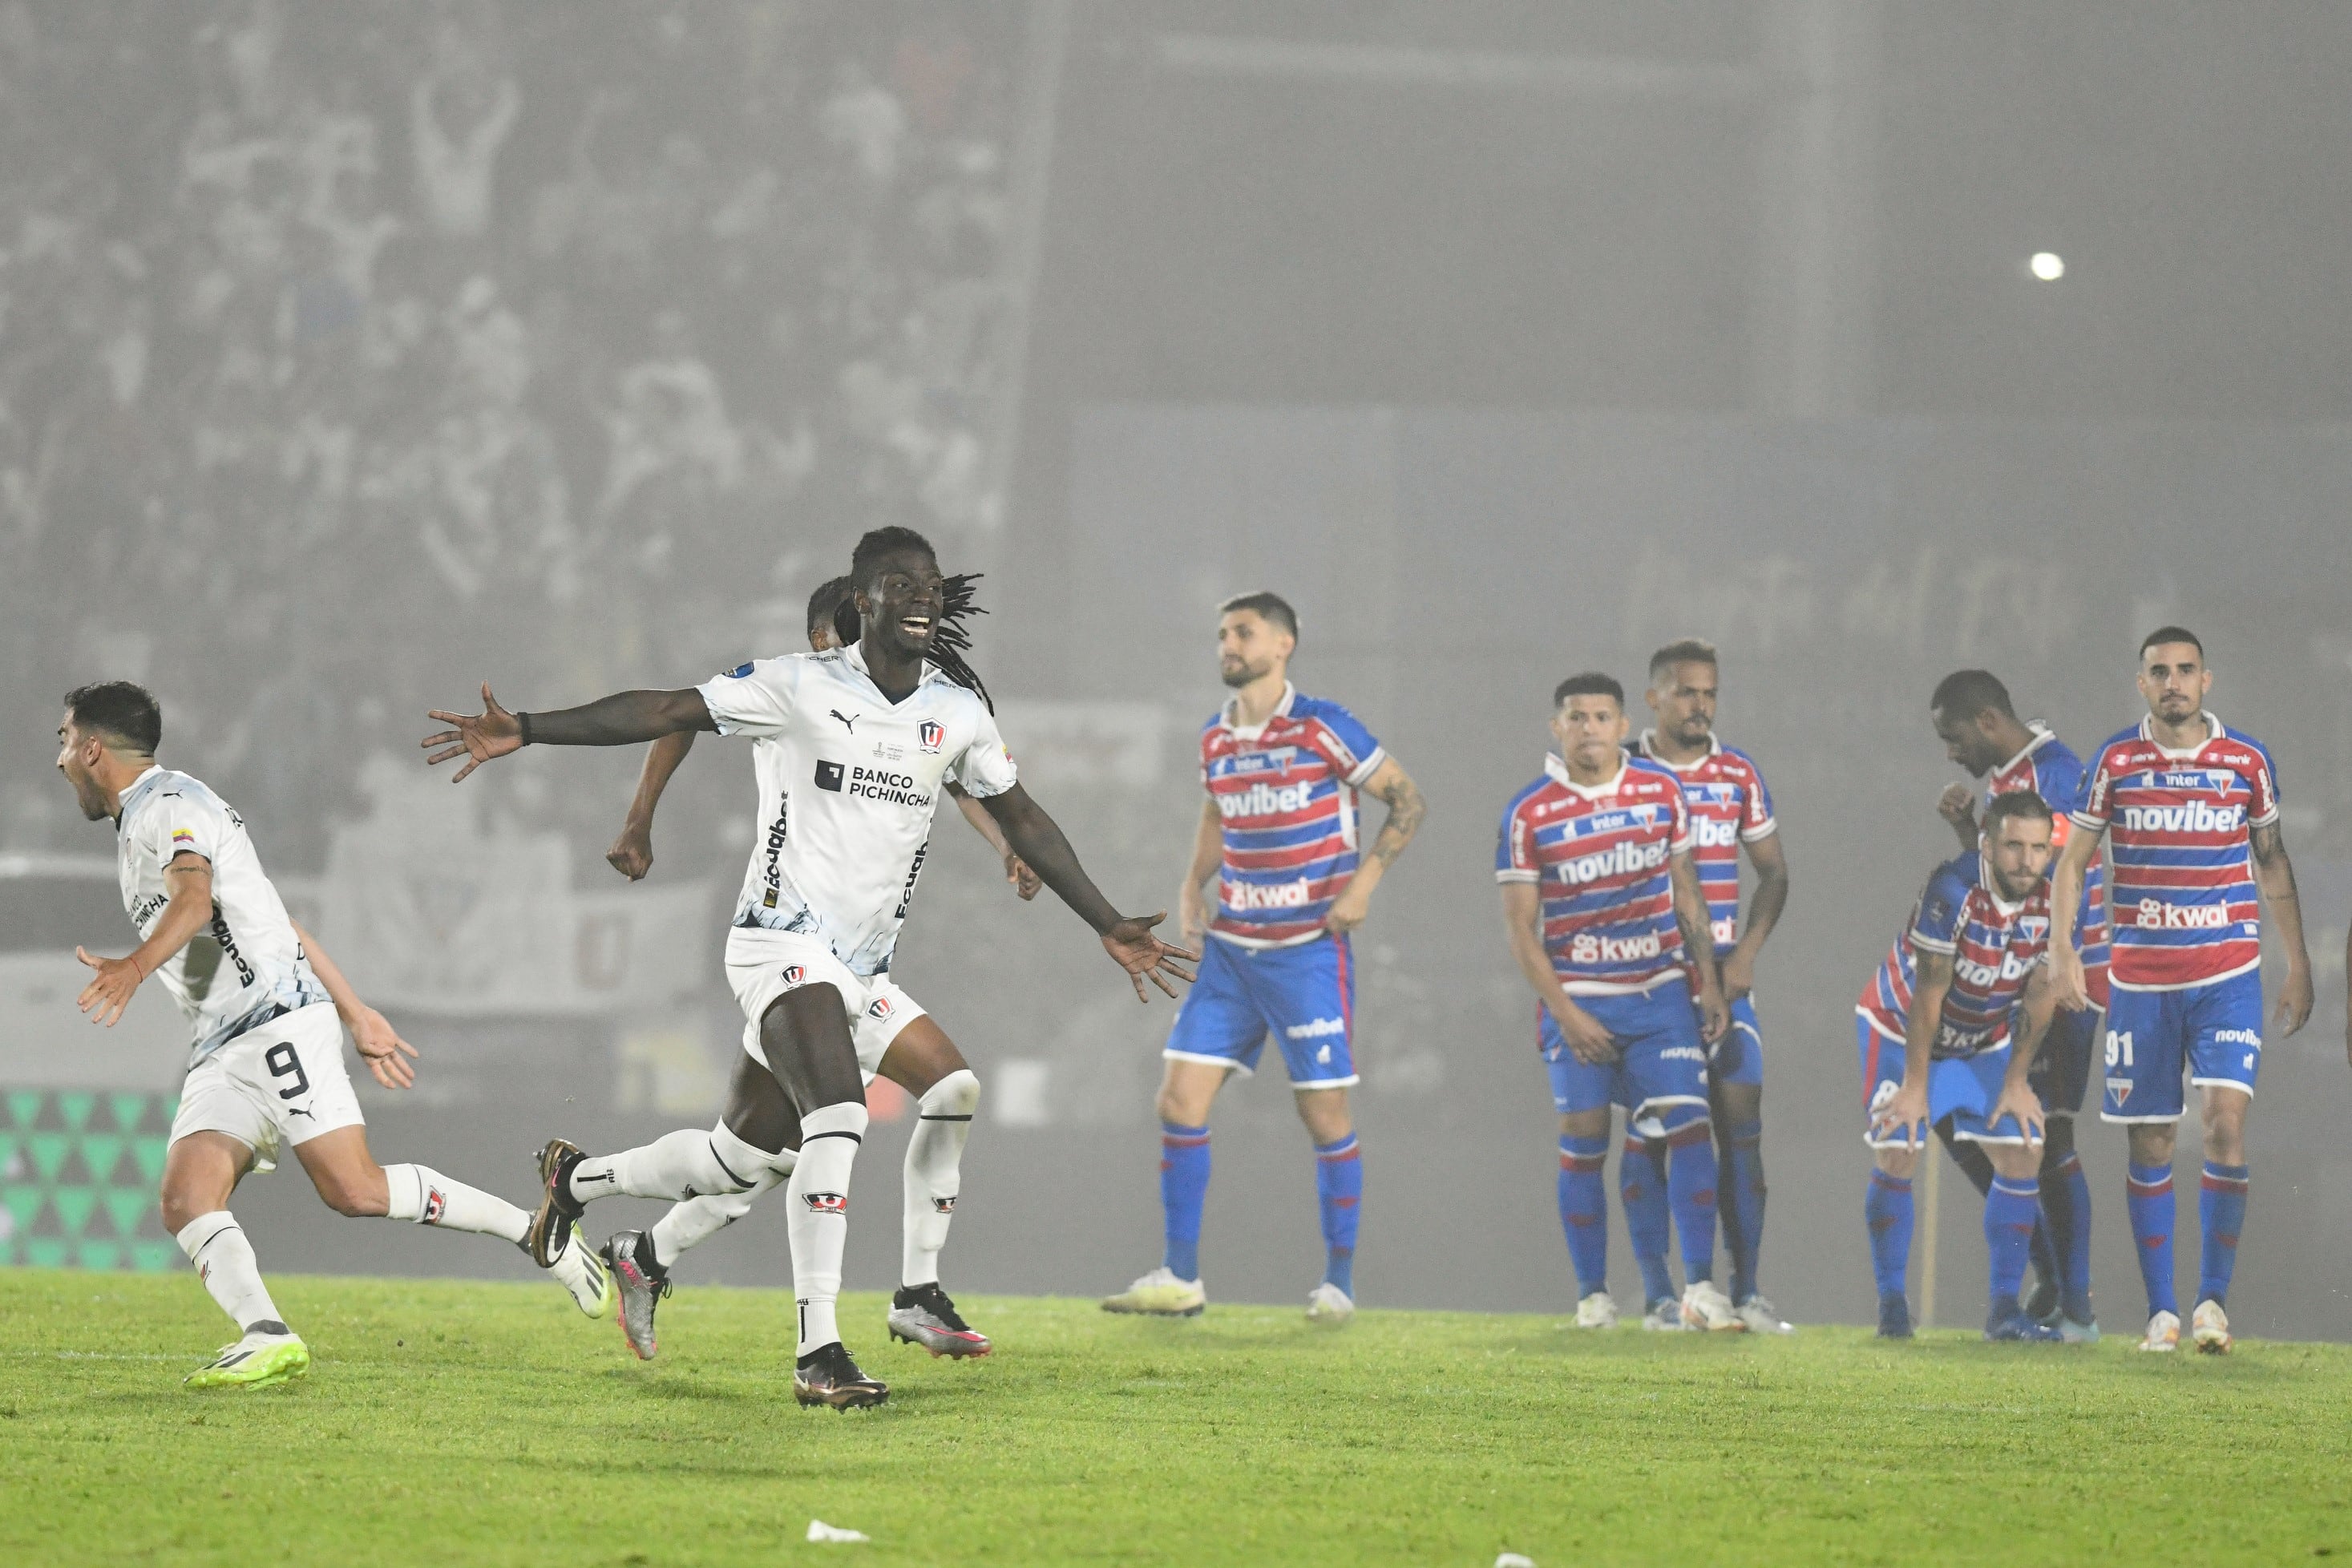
[900,616,933,635]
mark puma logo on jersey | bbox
[829,709,859,733]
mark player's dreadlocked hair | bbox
[843,527,993,712]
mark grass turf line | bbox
[2,1270,2347,1566]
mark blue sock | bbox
[1557,1134,1610,1296]
[2054,1150,2095,1319]
[1985,1177,2041,1314]
[2197,1162,2249,1308]
[1663,1120,1719,1286]
[1619,1137,1675,1307]
[2126,1162,2177,1317]
[1314,1134,1362,1297]
[1865,1170,1914,1300]
[1159,1122,1210,1282]
[1722,1120,1767,1303]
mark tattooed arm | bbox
[2249,818,2314,1036]
[1324,757,1426,935]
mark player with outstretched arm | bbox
[422,527,1194,1408]
[2048,627,2313,1354]
[59,682,609,1390]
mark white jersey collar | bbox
[2140,710,2222,759]
[1222,680,1297,738]
[1545,749,1631,800]
[1636,729,1720,774]
[842,638,941,702]
[1998,721,2057,775]
[114,764,166,827]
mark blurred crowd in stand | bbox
[0,0,1020,864]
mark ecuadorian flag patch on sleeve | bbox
[172,828,196,846]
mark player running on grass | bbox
[1930,669,2107,1337]
[423,527,1194,1408]
[2048,627,2313,1354]
[1497,673,1736,1332]
[1101,592,1425,1325]
[1859,792,2067,1342]
[549,574,1041,1364]
[58,682,608,1391]
[1622,639,1792,1335]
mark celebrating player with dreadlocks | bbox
[422,526,1197,1408]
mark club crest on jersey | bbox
[918,719,944,754]
[779,964,807,988]
[932,1195,956,1214]
[867,996,894,1021]
[803,1192,847,1215]
[422,1186,447,1224]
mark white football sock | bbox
[570,1124,767,1206]
[382,1163,528,1244]
[903,1069,980,1288]
[650,1155,791,1268]
[176,1212,284,1333]
[787,1101,867,1356]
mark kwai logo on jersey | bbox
[1217,779,1316,819]
[1711,916,1739,947]
[2135,898,2228,929]
[2120,800,2244,835]
[1225,877,1311,910]
[918,719,944,754]
[802,1192,847,1215]
[1552,838,1669,887]
[1569,928,1663,966]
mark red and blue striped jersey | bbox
[2071,713,2280,992]
[1202,683,1385,949]
[1632,732,1774,955]
[1496,752,1692,996]
[1984,723,2111,1007]
[1857,852,2051,1058]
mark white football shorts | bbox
[168,1002,364,1173]
[724,927,927,1084]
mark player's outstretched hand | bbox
[1990,1080,2047,1147]
[75,947,141,1028]
[350,1005,421,1090]
[608,822,654,881]
[1004,852,1042,901]
[422,683,523,783]
[2274,959,2314,1038]
[1101,912,1199,1003]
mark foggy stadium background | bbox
[2,1,2347,1340]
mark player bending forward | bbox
[1497,673,1736,1332]
[424,527,1194,1408]
[1859,793,2069,1342]
[543,574,1042,1364]
[2049,628,2313,1354]
[1101,592,1425,1324]
[58,682,608,1390]
[1622,640,1792,1334]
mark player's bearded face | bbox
[1650,664,1716,743]
[2136,646,2209,723]
[1984,819,2055,899]
[1217,612,1288,689]
[54,719,111,821]
[1932,708,2001,774]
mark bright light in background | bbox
[2029,251,2066,281]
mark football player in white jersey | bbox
[57,682,610,1390]
[540,574,1044,1366]
[422,527,1195,1408]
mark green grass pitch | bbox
[4,1270,2348,1566]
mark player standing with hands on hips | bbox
[2048,628,2314,1354]
[1102,592,1424,1324]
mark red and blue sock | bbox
[1721,1118,1767,1303]
[1159,1121,1210,1282]
[1557,1134,1610,1296]
[1984,1177,2041,1312]
[1620,1137,1676,1307]
[1663,1118,1720,1286]
[2197,1162,2249,1308]
[1865,1169,1914,1300]
[2126,1161,2177,1317]
[1314,1134,1362,1298]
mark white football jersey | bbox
[697,641,1017,976]
[113,767,326,1068]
